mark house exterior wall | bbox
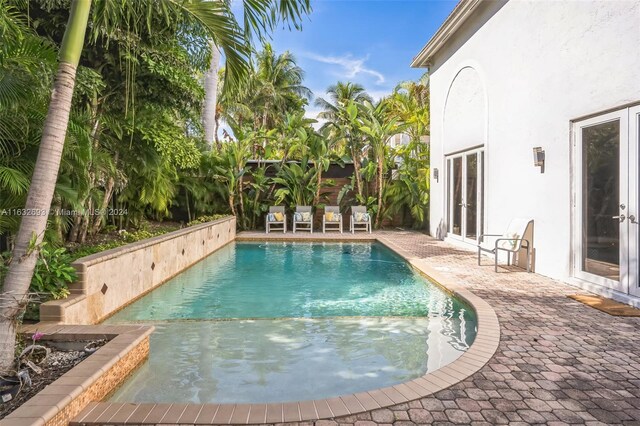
[428,0,640,281]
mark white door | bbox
[574,107,639,296]
[629,106,640,297]
[447,148,484,243]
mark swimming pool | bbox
[106,242,476,403]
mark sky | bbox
[265,0,457,120]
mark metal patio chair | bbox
[350,206,372,234]
[293,206,313,233]
[478,218,533,272]
[265,206,287,233]
[322,206,343,233]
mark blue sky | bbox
[265,0,457,118]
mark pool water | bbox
[106,242,476,403]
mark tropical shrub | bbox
[186,214,228,226]
[0,246,75,302]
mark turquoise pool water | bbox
[107,242,476,403]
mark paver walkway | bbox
[240,230,640,426]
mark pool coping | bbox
[69,232,500,425]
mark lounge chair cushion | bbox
[354,212,370,222]
[273,212,284,222]
[498,232,520,250]
[267,213,275,222]
[325,212,340,222]
[294,212,311,222]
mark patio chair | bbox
[350,206,372,234]
[478,218,533,272]
[293,206,313,233]
[322,206,343,233]
[265,206,287,233]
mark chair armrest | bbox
[478,233,501,243]
[495,237,529,251]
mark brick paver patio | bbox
[240,231,640,426]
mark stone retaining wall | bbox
[41,217,236,324]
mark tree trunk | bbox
[78,198,92,243]
[0,0,90,374]
[229,194,236,217]
[90,174,115,235]
[68,214,82,243]
[376,157,384,229]
[237,177,246,229]
[350,142,363,200]
[0,63,79,372]
[313,166,323,206]
[203,43,221,149]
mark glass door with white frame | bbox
[447,148,484,244]
[574,107,639,297]
[629,106,639,297]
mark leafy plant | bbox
[32,246,76,300]
[186,214,228,226]
[1,245,76,302]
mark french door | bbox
[447,148,484,243]
[574,106,639,297]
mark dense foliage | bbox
[0,0,430,304]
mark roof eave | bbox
[411,0,484,68]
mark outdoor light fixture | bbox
[533,147,545,173]
[433,168,439,182]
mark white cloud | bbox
[305,52,386,85]
[304,106,326,130]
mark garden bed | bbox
[0,339,106,419]
[1,324,153,426]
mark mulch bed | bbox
[0,340,106,419]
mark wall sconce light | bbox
[533,147,545,173]
[433,168,439,182]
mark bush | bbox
[69,229,168,260]
[1,245,77,321]
[32,246,76,300]
[187,214,227,226]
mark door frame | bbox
[628,106,640,297]
[446,147,485,244]
[572,109,629,293]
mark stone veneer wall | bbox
[41,216,236,324]
[45,337,150,426]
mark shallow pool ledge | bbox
[71,232,500,425]
[41,216,236,324]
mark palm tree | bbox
[316,82,372,199]
[388,73,430,146]
[252,44,312,130]
[359,100,402,228]
[202,0,312,148]
[203,43,222,149]
[0,0,282,374]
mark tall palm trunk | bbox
[350,141,363,199]
[203,43,221,149]
[376,156,384,229]
[0,0,91,373]
[313,165,323,206]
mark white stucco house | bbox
[412,0,640,306]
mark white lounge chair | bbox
[322,206,343,233]
[293,206,313,233]
[265,206,286,233]
[478,218,533,272]
[350,206,371,233]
